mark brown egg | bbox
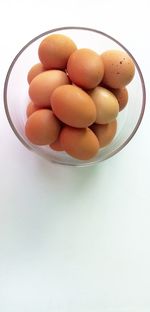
[29,70,70,107]
[38,34,77,69]
[51,85,96,128]
[101,50,135,88]
[26,101,39,117]
[67,48,104,89]
[91,120,117,147]
[109,87,128,111]
[25,109,61,145]
[60,126,100,160]
[27,63,45,84]
[50,137,64,151]
[89,86,119,124]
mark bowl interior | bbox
[4,27,146,166]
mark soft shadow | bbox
[34,153,106,193]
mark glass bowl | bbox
[3,26,146,166]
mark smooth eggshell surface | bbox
[101,50,135,88]
[51,85,96,128]
[89,86,119,124]
[60,126,100,160]
[27,63,45,84]
[50,136,64,152]
[91,120,117,147]
[67,48,104,89]
[25,109,61,145]
[38,34,77,70]
[26,101,39,118]
[29,70,70,107]
[110,87,128,111]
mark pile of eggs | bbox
[25,34,135,160]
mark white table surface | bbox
[0,0,150,311]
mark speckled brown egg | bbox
[89,86,119,124]
[101,50,135,88]
[38,34,77,70]
[67,48,104,89]
[110,87,128,111]
[60,126,100,160]
[25,109,61,145]
[29,70,70,107]
[51,85,96,128]
[27,63,45,84]
[91,120,117,147]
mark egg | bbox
[38,34,77,70]
[109,87,128,111]
[89,86,119,124]
[27,63,45,84]
[101,50,135,88]
[50,137,64,151]
[91,120,117,147]
[60,126,100,160]
[26,101,39,117]
[51,85,96,128]
[25,109,61,145]
[29,70,70,107]
[67,48,104,89]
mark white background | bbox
[0,0,150,311]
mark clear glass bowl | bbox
[3,26,146,166]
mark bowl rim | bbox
[3,26,146,166]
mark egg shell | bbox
[101,50,135,88]
[67,48,104,89]
[91,120,117,147]
[26,101,43,118]
[38,34,77,70]
[29,70,70,107]
[25,109,61,145]
[51,85,96,128]
[27,63,45,84]
[60,126,100,160]
[50,137,64,151]
[109,87,128,111]
[89,86,119,124]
